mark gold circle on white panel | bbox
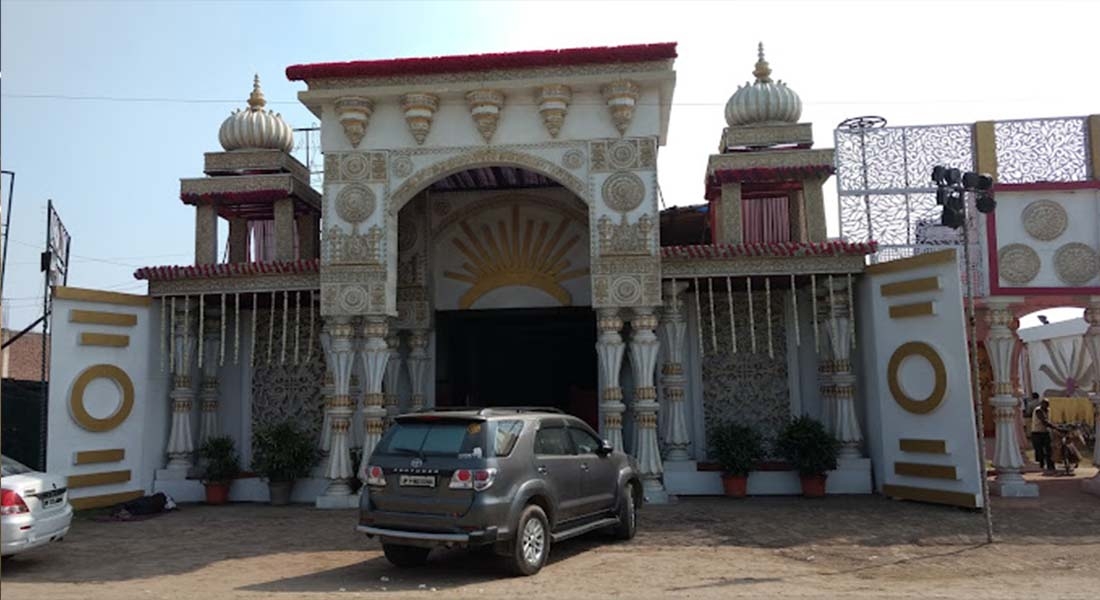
[887,342,947,415]
[70,364,134,432]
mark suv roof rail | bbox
[477,407,565,416]
[409,406,485,413]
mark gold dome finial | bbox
[753,42,772,84]
[247,74,266,110]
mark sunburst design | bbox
[443,204,589,309]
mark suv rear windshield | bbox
[377,420,486,457]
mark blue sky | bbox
[2,0,1097,331]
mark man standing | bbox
[1030,397,1056,474]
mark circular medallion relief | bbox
[997,244,1040,285]
[601,171,646,214]
[335,184,376,224]
[561,149,585,170]
[1053,242,1099,285]
[1021,199,1068,241]
[338,285,370,313]
[391,155,414,178]
[608,140,638,170]
[398,218,418,253]
[340,153,370,181]
[610,276,642,305]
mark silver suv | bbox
[357,408,642,575]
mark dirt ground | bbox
[2,469,1097,599]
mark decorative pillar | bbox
[319,317,356,501]
[659,281,691,462]
[815,287,835,431]
[166,300,197,472]
[228,218,249,263]
[297,212,319,260]
[630,308,666,502]
[384,331,404,426]
[198,307,221,445]
[826,277,863,458]
[713,182,743,245]
[357,318,390,477]
[1080,298,1100,496]
[406,329,430,411]
[801,179,828,241]
[313,370,335,479]
[596,308,626,453]
[273,197,295,261]
[985,299,1038,497]
[195,205,218,265]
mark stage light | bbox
[976,173,994,190]
[931,165,946,184]
[976,192,997,214]
[962,171,981,189]
[936,186,950,205]
[946,168,962,185]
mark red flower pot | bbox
[204,482,230,505]
[799,474,827,497]
[721,474,749,498]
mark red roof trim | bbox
[286,42,677,80]
[134,260,320,282]
[661,241,878,260]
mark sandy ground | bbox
[2,469,1097,599]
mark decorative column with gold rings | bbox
[314,370,335,479]
[630,307,666,502]
[985,299,1038,497]
[826,277,864,458]
[198,306,221,445]
[358,317,390,479]
[660,281,691,462]
[166,299,196,472]
[406,329,430,411]
[1083,298,1100,396]
[320,317,357,499]
[596,308,626,453]
[383,329,404,426]
[815,286,835,432]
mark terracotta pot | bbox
[721,474,749,498]
[204,482,230,505]
[800,474,828,497]
[268,480,294,505]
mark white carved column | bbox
[313,369,335,479]
[827,278,863,458]
[815,287,835,431]
[1079,299,1100,496]
[630,308,666,502]
[986,299,1038,497]
[596,308,626,453]
[384,330,404,426]
[198,308,221,445]
[166,300,197,472]
[660,281,691,462]
[406,329,430,411]
[320,317,356,500]
[357,318,390,477]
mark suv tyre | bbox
[383,543,431,568]
[612,483,637,540]
[508,504,550,576]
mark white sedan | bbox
[2,454,72,557]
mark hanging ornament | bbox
[280,291,288,365]
[707,278,717,353]
[847,273,855,350]
[725,276,736,353]
[160,297,166,373]
[169,296,176,373]
[811,274,819,352]
[294,291,301,365]
[828,274,837,353]
[307,290,315,363]
[183,295,191,368]
[234,293,241,365]
[219,293,226,367]
[747,278,756,354]
[765,278,774,359]
[250,292,258,369]
[198,294,205,369]
[693,277,704,358]
[268,291,275,364]
[790,274,800,346]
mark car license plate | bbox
[399,474,436,488]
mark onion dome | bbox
[724,43,803,127]
[218,75,294,152]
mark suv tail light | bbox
[365,465,387,487]
[1,489,30,515]
[449,468,497,491]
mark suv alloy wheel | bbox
[508,504,550,576]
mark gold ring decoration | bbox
[70,364,135,432]
[887,342,947,415]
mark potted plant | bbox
[776,415,839,498]
[709,422,764,498]
[251,421,318,505]
[198,435,240,505]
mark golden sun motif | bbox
[443,204,589,309]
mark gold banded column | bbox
[826,277,863,458]
[660,281,691,462]
[166,299,197,472]
[815,286,835,431]
[198,306,221,445]
[985,299,1038,497]
[596,309,626,453]
[630,308,667,502]
[357,317,390,478]
[383,330,404,426]
[313,370,335,479]
[319,317,357,502]
[406,329,430,411]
